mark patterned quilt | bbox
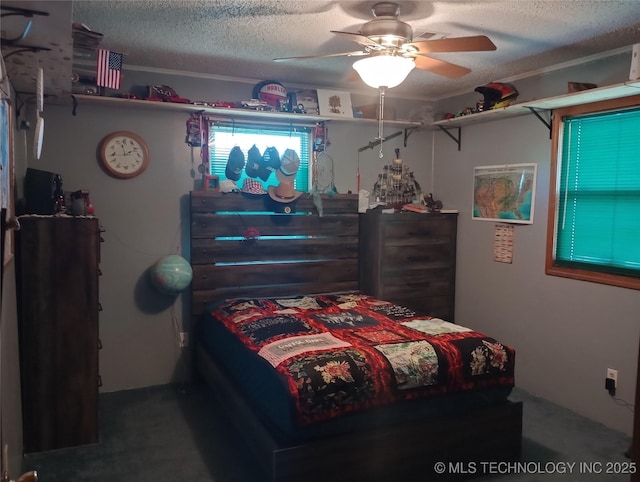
[209,292,515,425]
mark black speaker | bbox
[24,168,59,215]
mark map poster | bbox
[473,163,537,224]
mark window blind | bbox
[208,123,311,192]
[556,107,640,276]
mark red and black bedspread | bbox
[208,292,515,426]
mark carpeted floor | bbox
[22,384,633,481]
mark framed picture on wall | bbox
[472,163,537,224]
[316,89,353,118]
[201,174,219,191]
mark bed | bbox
[190,191,522,482]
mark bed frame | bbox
[190,191,522,482]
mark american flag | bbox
[96,49,123,89]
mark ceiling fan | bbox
[274,1,496,87]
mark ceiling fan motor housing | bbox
[360,2,413,48]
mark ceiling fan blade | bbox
[274,51,368,62]
[330,30,383,48]
[345,69,361,83]
[406,35,496,53]
[413,55,471,78]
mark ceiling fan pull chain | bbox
[378,87,386,158]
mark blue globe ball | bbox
[150,255,193,295]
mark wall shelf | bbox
[521,80,640,110]
[432,80,640,128]
[430,80,640,149]
[71,94,423,128]
[431,104,531,129]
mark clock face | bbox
[99,131,150,179]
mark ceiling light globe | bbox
[353,55,415,89]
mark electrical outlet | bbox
[179,332,188,348]
[605,368,618,396]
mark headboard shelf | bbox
[191,191,358,214]
[190,191,359,317]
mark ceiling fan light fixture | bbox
[353,55,415,89]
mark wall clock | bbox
[99,131,150,179]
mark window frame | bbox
[207,120,313,193]
[545,94,640,290]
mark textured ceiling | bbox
[1,1,73,103]
[3,1,640,103]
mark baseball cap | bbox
[257,146,280,182]
[225,146,245,181]
[241,178,266,196]
[277,149,300,182]
[245,144,262,178]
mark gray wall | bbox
[15,48,640,440]
[432,52,640,435]
[25,71,433,393]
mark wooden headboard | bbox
[190,191,359,318]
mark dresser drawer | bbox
[379,244,455,271]
[380,216,456,246]
[381,272,453,295]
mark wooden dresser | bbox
[16,216,101,453]
[359,211,458,321]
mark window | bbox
[208,122,311,192]
[546,96,640,290]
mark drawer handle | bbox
[201,223,207,228]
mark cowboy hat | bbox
[267,180,303,203]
